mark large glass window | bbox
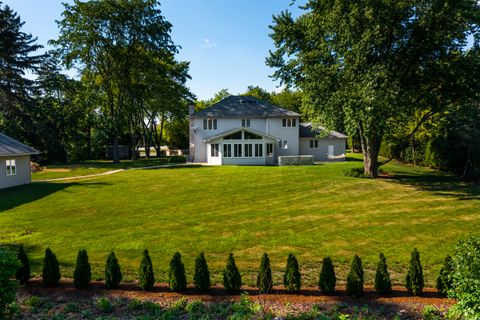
[234,144,242,157]
[266,143,273,156]
[244,144,253,157]
[244,131,262,140]
[211,144,219,157]
[6,159,16,176]
[223,144,232,157]
[223,131,242,140]
[255,144,263,157]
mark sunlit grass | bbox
[2,154,479,287]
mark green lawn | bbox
[1,154,479,287]
[32,157,184,181]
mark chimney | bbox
[188,104,195,162]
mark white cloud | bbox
[202,38,217,49]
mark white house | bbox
[189,96,347,165]
[0,132,39,189]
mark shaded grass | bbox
[1,154,479,287]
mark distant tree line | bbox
[0,1,193,164]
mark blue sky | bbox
[3,0,307,100]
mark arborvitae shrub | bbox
[42,247,61,287]
[257,253,273,294]
[15,245,30,284]
[436,255,453,296]
[283,253,301,293]
[73,249,92,288]
[374,253,392,294]
[318,257,336,294]
[223,253,241,293]
[139,249,155,291]
[346,255,364,297]
[105,251,122,289]
[406,248,424,296]
[169,252,187,292]
[194,252,211,292]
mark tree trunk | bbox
[358,123,381,178]
[87,125,92,160]
[112,135,120,164]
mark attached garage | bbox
[299,123,347,161]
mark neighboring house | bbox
[0,133,39,189]
[189,95,347,165]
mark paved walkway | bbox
[34,163,191,182]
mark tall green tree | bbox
[406,248,424,296]
[0,2,44,139]
[52,0,181,163]
[267,0,480,177]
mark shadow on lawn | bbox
[0,181,110,212]
[384,170,480,200]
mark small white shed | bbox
[0,133,39,189]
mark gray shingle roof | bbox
[194,95,300,118]
[0,132,39,156]
[299,123,348,139]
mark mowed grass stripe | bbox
[1,155,479,286]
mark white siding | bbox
[299,138,346,161]
[0,155,32,189]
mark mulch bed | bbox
[18,278,455,318]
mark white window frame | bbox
[266,143,273,157]
[234,143,242,157]
[241,119,250,127]
[223,144,232,158]
[6,159,16,176]
[255,144,263,157]
[211,144,220,157]
[244,144,253,157]
[204,119,217,130]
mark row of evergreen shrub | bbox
[16,246,449,297]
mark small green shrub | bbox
[422,305,442,320]
[138,249,155,291]
[318,257,336,294]
[105,251,122,289]
[96,297,113,313]
[15,245,30,285]
[405,248,424,296]
[193,252,211,292]
[256,253,273,294]
[73,249,91,288]
[42,247,61,287]
[168,252,187,292]
[436,255,453,296]
[24,295,42,310]
[0,248,19,318]
[283,253,301,293]
[223,253,241,293]
[374,253,392,294]
[346,255,364,297]
[64,302,79,313]
[449,235,480,317]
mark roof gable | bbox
[194,95,300,118]
[204,127,280,143]
[0,133,39,156]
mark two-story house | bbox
[189,95,346,165]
